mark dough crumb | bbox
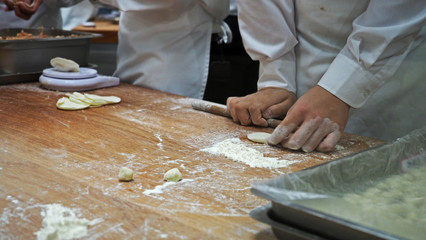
[164,168,182,182]
[247,132,272,144]
[118,167,134,182]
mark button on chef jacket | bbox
[113,0,230,99]
[0,0,84,29]
[236,0,426,141]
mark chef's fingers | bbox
[316,128,341,152]
[3,0,14,11]
[283,117,323,150]
[268,122,298,145]
[235,109,253,126]
[227,97,241,123]
[248,106,268,127]
[227,97,251,125]
[13,5,32,20]
[262,100,292,120]
[16,0,40,15]
[301,118,339,152]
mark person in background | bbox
[227,0,426,152]
[111,0,230,99]
[203,0,259,104]
[61,0,97,31]
[0,0,84,29]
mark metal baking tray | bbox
[0,28,101,84]
[251,126,426,240]
[250,204,328,240]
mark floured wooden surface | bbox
[0,83,384,239]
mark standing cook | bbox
[227,0,426,152]
[1,0,84,29]
[112,0,230,99]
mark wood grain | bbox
[0,82,384,239]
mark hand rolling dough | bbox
[247,132,272,144]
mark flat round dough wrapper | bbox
[247,132,271,144]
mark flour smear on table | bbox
[35,204,102,240]
[201,138,297,168]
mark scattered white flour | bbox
[201,138,296,168]
[34,204,102,240]
[335,144,345,151]
[155,133,163,150]
[143,179,193,195]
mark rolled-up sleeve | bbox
[318,0,426,108]
[236,0,298,93]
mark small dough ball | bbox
[247,132,272,144]
[164,168,182,182]
[118,167,134,182]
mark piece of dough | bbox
[57,92,121,110]
[56,97,90,110]
[50,57,80,72]
[84,93,121,105]
[118,167,134,182]
[163,168,182,182]
[247,132,272,144]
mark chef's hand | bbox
[268,86,350,152]
[226,87,296,127]
[3,0,42,20]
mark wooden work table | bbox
[0,82,384,239]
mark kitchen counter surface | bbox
[0,82,384,239]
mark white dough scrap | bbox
[247,132,272,144]
[164,168,182,182]
[56,97,90,110]
[56,92,121,110]
[84,93,121,105]
[118,167,134,182]
[50,57,80,72]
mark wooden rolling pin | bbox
[191,100,282,128]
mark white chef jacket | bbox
[0,0,83,29]
[113,0,229,99]
[236,0,426,141]
[61,0,97,31]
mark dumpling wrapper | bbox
[66,92,101,106]
[57,92,121,110]
[84,93,121,105]
[247,132,272,144]
[56,97,90,110]
[50,57,80,72]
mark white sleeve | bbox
[318,0,426,108]
[236,0,298,93]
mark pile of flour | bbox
[201,138,296,168]
[34,204,102,240]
